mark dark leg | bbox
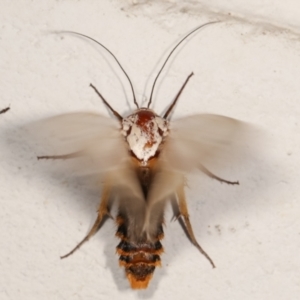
[90,83,123,122]
[61,181,112,259]
[163,72,194,119]
[199,164,239,185]
[0,107,10,114]
[176,183,215,268]
[37,151,83,160]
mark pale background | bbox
[0,1,299,299]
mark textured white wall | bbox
[1,1,299,299]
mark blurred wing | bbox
[28,112,146,208]
[145,114,252,221]
[27,112,130,174]
[143,169,184,236]
[161,114,251,172]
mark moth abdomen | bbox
[116,214,164,289]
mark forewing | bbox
[29,112,147,223]
[144,114,252,226]
[161,114,251,172]
[27,112,130,174]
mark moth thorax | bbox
[122,108,169,165]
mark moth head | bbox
[122,108,169,164]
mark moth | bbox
[0,107,10,114]
[31,22,251,289]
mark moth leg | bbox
[163,72,194,119]
[0,107,10,114]
[61,181,111,259]
[37,151,83,160]
[176,184,216,268]
[89,83,123,122]
[199,164,239,185]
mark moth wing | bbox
[27,112,129,174]
[161,114,252,172]
[143,168,184,237]
[145,114,252,217]
[28,112,146,209]
[28,112,147,241]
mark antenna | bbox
[57,31,139,109]
[147,21,219,108]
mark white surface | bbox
[0,1,299,299]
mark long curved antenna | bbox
[57,30,139,109]
[147,21,219,108]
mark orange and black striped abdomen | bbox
[116,215,164,289]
